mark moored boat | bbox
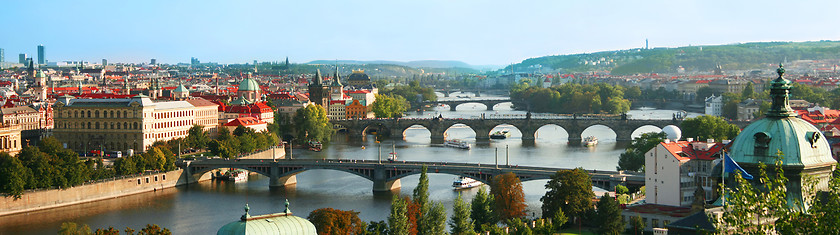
[452,176,483,189]
[583,136,598,146]
[490,130,511,139]
[308,140,322,152]
[444,139,471,149]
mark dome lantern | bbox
[767,64,796,118]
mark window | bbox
[754,132,770,156]
[95,110,99,118]
[146,178,149,183]
[137,179,141,185]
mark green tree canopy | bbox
[450,193,475,235]
[293,104,334,144]
[595,193,624,235]
[307,208,365,235]
[371,94,410,118]
[680,115,741,142]
[617,132,667,172]
[470,187,496,229]
[541,168,594,226]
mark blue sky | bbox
[2,0,838,65]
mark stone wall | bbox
[0,169,190,216]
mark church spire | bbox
[767,64,796,118]
[313,69,322,85]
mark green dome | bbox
[239,78,260,91]
[217,203,317,235]
[217,214,317,235]
[729,117,834,167]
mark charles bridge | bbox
[423,98,515,111]
[179,158,644,192]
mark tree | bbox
[695,86,717,103]
[0,152,27,199]
[490,172,526,221]
[617,132,667,172]
[680,115,740,142]
[94,227,120,235]
[742,82,756,99]
[470,187,496,229]
[550,209,568,233]
[293,104,334,144]
[420,202,447,235]
[450,193,475,235]
[186,124,209,150]
[414,165,430,235]
[541,168,594,226]
[307,208,365,235]
[365,221,388,235]
[137,224,171,235]
[388,195,409,235]
[596,193,624,235]
[629,215,645,235]
[718,157,790,234]
[615,185,629,195]
[371,94,410,118]
[59,222,92,235]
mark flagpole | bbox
[722,150,726,206]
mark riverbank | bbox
[0,170,190,217]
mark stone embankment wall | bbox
[0,170,190,216]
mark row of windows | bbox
[137,174,166,185]
[154,120,193,129]
[155,110,193,119]
[0,137,18,150]
[148,130,189,139]
[60,110,138,119]
[58,121,140,130]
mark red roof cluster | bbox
[224,117,265,127]
[660,140,724,161]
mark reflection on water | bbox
[0,93,701,234]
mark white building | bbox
[645,139,722,207]
[704,95,722,117]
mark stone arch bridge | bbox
[333,117,687,142]
[179,158,643,192]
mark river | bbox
[0,92,701,234]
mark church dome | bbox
[239,78,260,91]
[729,65,836,168]
[217,203,317,235]
[347,70,370,81]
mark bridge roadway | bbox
[179,158,643,192]
[423,98,514,111]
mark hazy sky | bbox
[2,0,838,65]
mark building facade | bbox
[0,124,21,156]
[704,95,722,117]
[645,139,722,207]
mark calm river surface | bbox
[0,92,701,235]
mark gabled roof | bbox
[224,117,265,126]
[665,211,716,232]
[660,141,724,161]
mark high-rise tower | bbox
[0,48,4,62]
[37,45,45,65]
[19,54,26,64]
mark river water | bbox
[0,92,701,235]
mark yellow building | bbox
[0,124,22,156]
[53,94,217,154]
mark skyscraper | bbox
[150,59,156,65]
[102,59,108,66]
[0,48,4,62]
[19,54,26,64]
[37,45,45,65]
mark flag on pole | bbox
[724,153,753,180]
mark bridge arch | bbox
[361,122,390,137]
[534,124,570,142]
[580,124,618,142]
[487,124,522,140]
[452,102,488,111]
[491,101,514,110]
[190,165,272,181]
[442,123,477,140]
[401,124,432,141]
[630,125,664,139]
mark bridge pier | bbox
[615,129,634,142]
[486,105,494,111]
[475,90,481,97]
[450,105,457,111]
[390,128,405,139]
[269,164,297,188]
[474,127,491,140]
[373,165,401,192]
[520,128,536,141]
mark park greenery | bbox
[371,94,410,118]
[541,168,594,228]
[207,125,281,159]
[58,222,171,235]
[291,104,334,144]
[380,80,438,110]
[680,115,741,141]
[510,83,631,114]
[616,132,667,172]
[508,40,840,74]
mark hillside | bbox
[508,40,840,75]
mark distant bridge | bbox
[423,98,515,111]
[434,88,510,97]
[179,158,643,192]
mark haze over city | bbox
[3,0,840,65]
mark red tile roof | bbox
[224,117,265,126]
[660,141,723,161]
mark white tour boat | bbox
[452,176,483,189]
[583,136,598,147]
[444,139,471,149]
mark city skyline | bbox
[2,0,839,66]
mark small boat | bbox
[308,140,322,152]
[227,169,248,182]
[452,176,483,190]
[583,136,598,147]
[490,130,511,139]
[444,139,471,149]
